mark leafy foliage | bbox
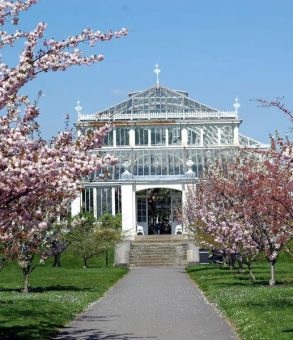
[68,213,121,268]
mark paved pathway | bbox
[56,267,236,340]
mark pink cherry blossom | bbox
[0,1,125,292]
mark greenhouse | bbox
[72,67,265,237]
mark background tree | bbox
[69,212,121,268]
[98,212,122,266]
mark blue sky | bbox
[8,0,293,142]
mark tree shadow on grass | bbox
[0,321,64,340]
[240,298,293,310]
[0,285,92,293]
[187,266,216,273]
[282,329,293,333]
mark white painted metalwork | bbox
[75,100,82,119]
[233,97,240,114]
[154,64,161,85]
[78,110,238,122]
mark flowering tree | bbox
[0,0,127,292]
[183,137,292,286]
[183,159,260,279]
[242,138,292,285]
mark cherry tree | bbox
[242,138,292,286]
[183,159,260,279]
[0,0,127,292]
[183,138,292,286]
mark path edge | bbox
[185,268,240,340]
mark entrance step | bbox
[134,235,187,243]
[129,236,188,267]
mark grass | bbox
[0,250,128,339]
[187,253,293,340]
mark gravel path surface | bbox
[56,267,236,340]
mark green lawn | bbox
[0,250,128,339]
[187,254,293,340]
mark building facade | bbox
[72,69,264,238]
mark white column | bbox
[93,188,97,219]
[182,127,188,147]
[113,129,117,147]
[148,129,151,147]
[165,128,169,146]
[71,193,81,217]
[121,183,136,239]
[200,128,204,146]
[218,127,221,146]
[111,187,116,216]
[181,185,186,207]
[233,126,239,146]
[129,128,135,147]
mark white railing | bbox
[78,110,238,122]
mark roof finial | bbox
[75,100,82,120]
[154,64,161,87]
[233,97,240,114]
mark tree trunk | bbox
[0,258,6,271]
[269,261,276,287]
[228,255,235,270]
[20,254,34,293]
[53,253,61,267]
[237,258,244,273]
[83,256,88,269]
[22,272,30,293]
[223,255,228,267]
[285,246,293,258]
[247,263,256,281]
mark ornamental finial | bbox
[75,100,82,119]
[233,97,240,114]
[154,64,161,86]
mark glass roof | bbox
[97,85,217,116]
[239,134,268,147]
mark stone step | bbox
[130,261,186,266]
[130,263,179,268]
[130,258,182,263]
[130,256,177,259]
[134,235,188,243]
[129,253,182,259]
[129,237,188,267]
[130,250,179,254]
[131,244,188,249]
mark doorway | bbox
[136,188,182,235]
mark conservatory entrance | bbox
[136,188,182,235]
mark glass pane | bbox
[221,125,233,145]
[116,127,129,146]
[203,125,218,146]
[151,127,166,145]
[187,126,201,145]
[169,126,181,145]
[104,130,113,146]
[135,127,148,145]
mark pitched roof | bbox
[97,85,218,116]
